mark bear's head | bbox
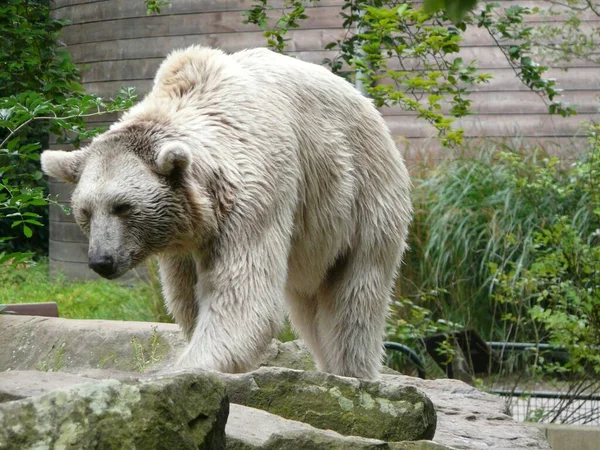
[40,123,203,279]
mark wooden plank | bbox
[2,303,60,318]
[382,90,600,116]
[50,221,88,243]
[49,203,76,223]
[79,57,600,93]
[386,113,593,138]
[78,33,341,82]
[60,7,344,46]
[52,0,345,24]
[489,1,600,22]
[50,180,75,202]
[53,0,108,9]
[68,29,342,64]
[400,136,590,167]
[384,46,600,71]
[69,32,599,72]
[53,0,599,26]
[50,239,89,263]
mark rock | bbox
[219,367,436,442]
[388,443,454,450]
[0,316,550,449]
[257,432,451,450]
[0,315,185,373]
[0,371,228,450]
[379,375,550,450]
[226,403,409,449]
[0,315,396,375]
[0,372,448,450]
[0,371,94,403]
[259,341,551,450]
[260,340,317,371]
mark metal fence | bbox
[493,390,600,426]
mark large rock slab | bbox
[377,376,549,450]
[0,315,184,373]
[260,338,550,449]
[0,371,228,450]
[227,403,451,450]
[0,371,449,450]
[0,316,550,449]
[219,367,436,442]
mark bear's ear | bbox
[154,142,192,175]
[40,150,86,184]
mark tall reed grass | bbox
[395,131,600,341]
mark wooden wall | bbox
[49,0,600,279]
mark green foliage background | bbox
[0,0,82,255]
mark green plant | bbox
[0,1,137,263]
[491,218,600,372]
[0,259,170,322]
[0,89,137,265]
[36,343,66,372]
[519,0,600,66]
[244,1,575,147]
[131,326,163,372]
[145,0,170,15]
[400,125,600,337]
[0,0,83,256]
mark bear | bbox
[41,46,412,379]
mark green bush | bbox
[397,124,600,341]
[0,0,82,256]
[491,217,600,373]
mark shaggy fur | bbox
[41,46,412,379]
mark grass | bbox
[0,259,169,322]
[1,257,298,341]
[395,131,600,341]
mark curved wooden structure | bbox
[49,0,600,280]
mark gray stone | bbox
[0,316,551,449]
[260,339,551,450]
[379,375,550,450]
[0,370,94,403]
[0,315,184,373]
[226,403,395,449]
[218,367,437,442]
[0,371,228,450]
[0,372,448,450]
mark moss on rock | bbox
[222,367,436,442]
[0,372,228,450]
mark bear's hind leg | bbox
[285,289,327,369]
[158,253,198,340]
[315,245,401,379]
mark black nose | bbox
[88,253,115,277]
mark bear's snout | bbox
[88,251,116,279]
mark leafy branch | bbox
[0,88,137,264]
[243,0,579,147]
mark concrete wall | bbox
[529,423,600,450]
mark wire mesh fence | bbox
[494,390,600,426]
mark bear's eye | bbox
[112,203,133,216]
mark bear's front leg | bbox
[158,253,198,340]
[176,236,287,373]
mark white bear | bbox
[41,46,412,379]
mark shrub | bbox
[0,0,83,256]
[397,125,600,340]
